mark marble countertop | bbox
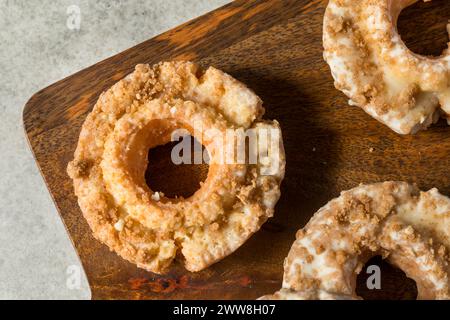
[0,0,229,300]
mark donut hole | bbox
[145,136,209,199]
[397,0,450,57]
[356,256,418,300]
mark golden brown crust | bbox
[323,0,450,134]
[67,61,285,274]
[261,182,450,300]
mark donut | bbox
[260,182,450,300]
[323,0,450,134]
[67,61,286,274]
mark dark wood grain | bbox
[23,0,450,300]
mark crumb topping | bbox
[67,61,286,274]
[262,182,450,300]
[323,0,450,134]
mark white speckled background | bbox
[0,0,229,300]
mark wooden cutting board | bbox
[23,0,450,300]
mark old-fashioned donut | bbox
[323,0,450,134]
[261,182,450,300]
[67,61,285,274]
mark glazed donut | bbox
[260,182,450,300]
[323,0,450,134]
[67,61,285,274]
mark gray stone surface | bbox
[0,0,229,300]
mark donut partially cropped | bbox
[323,0,450,134]
[67,61,285,274]
[260,182,450,300]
